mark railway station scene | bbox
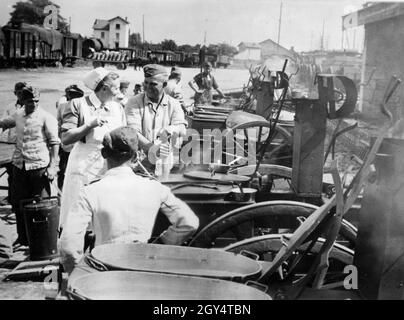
[1,0,404,302]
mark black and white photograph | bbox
[0,0,404,304]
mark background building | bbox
[93,16,130,49]
[348,3,404,119]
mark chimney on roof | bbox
[125,17,128,21]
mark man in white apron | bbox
[59,68,127,231]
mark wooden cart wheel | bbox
[223,121,293,167]
[224,234,353,291]
[187,200,357,249]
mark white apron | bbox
[59,100,125,229]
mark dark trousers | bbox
[5,163,13,201]
[10,165,50,245]
[57,149,70,190]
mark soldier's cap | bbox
[120,80,130,89]
[21,86,40,101]
[170,66,182,76]
[143,64,168,80]
[65,84,84,98]
[83,67,110,91]
[102,126,139,156]
[14,82,27,92]
[203,61,212,68]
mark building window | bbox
[101,32,105,39]
[116,33,120,40]
[116,24,120,30]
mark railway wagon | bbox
[1,23,82,68]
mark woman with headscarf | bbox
[59,67,127,231]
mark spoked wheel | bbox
[223,121,293,167]
[187,201,357,249]
[224,234,354,294]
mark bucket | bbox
[22,196,59,261]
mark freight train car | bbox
[1,23,82,68]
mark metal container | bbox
[22,197,59,261]
[67,271,271,300]
[229,188,257,202]
[89,243,262,282]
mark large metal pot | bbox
[67,271,271,300]
[89,243,262,282]
[229,188,258,202]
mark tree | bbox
[129,33,142,48]
[177,44,194,53]
[161,39,177,52]
[9,0,69,33]
[217,43,238,56]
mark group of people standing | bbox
[0,62,227,273]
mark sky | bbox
[0,0,387,52]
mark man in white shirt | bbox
[59,126,199,274]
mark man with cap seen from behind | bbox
[59,126,199,274]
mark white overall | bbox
[59,99,126,229]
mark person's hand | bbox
[196,89,205,94]
[46,164,58,181]
[89,115,108,129]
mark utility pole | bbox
[320,19,325,51]
[203,18,208,46]
[69,16,71,33]
[277,0,283,47]
[142,14,145,44]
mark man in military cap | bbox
[165,66,183,99]
[0,86,60,247]
[59,126,199,274]
[125,64,187,174]
[188,61,226,105]
[56,84,84,190]
[0,82,27,205]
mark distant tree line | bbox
[129,33,238,57]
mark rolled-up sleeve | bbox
[124,96,143,135]
[61,98,80,132]
[59,189,93,274]
[160,185,199,245]
[44,113,61,145]
[158,184,199,245]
